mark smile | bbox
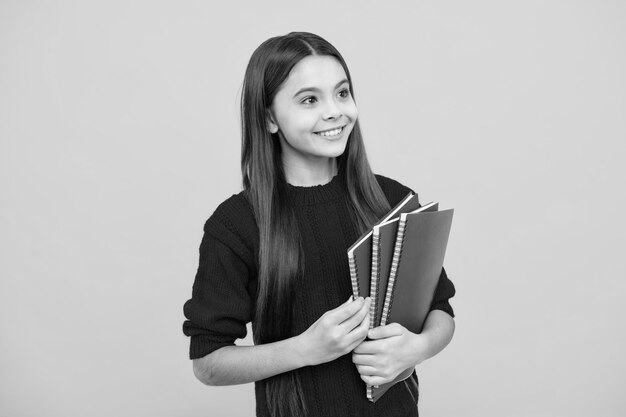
[314,126,345,138]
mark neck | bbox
[282,158,338,187]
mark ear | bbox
[266,110,279,134]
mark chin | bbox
[322,138,349,158]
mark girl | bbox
[183,32,456,417]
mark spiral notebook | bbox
[367,206,454,402]
[347,192,421,301]
[370,202,438,327]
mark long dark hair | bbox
[240,31,391,417]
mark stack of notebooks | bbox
[347,192,454,402]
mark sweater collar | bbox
[286,174,344,206]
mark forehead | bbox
[280,55,348,93]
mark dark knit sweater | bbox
[182,174,456,417]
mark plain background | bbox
[1,1,625,416]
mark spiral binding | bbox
[366,230,379,402]
[370,229,380,330]
[380,215,407,326]
[348,254,360,299]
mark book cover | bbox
[347,192,419,299]
[371,202,437,327]
[368,207,454,402]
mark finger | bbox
[360,374,388,387]
[353,340,379,355]
[351,352,376,366]
[354,364,380,376]
[367,323,404,340]
[346,304,372,347]
[340,297,370,332]
[328,297,364,324]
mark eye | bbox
[301,96,317,105]
[338,88,351,99]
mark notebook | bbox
[367,206,454,402]
[347,192,420,300]
[370,202,438,327]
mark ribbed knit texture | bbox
[183,174,456,417]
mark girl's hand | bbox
[296,296,371,366]
[351,323,428,386]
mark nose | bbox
[322,99,342,121]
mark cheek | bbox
[283,110,318,133]
[342,100,358,121]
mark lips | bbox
[314,126,346,137]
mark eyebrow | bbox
[292,79,350,98]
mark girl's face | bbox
[267,55,358,174]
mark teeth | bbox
[316,127,343,137]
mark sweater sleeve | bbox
[430,267,456,318]
[375,174,456,318]
[182,205,256,359]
